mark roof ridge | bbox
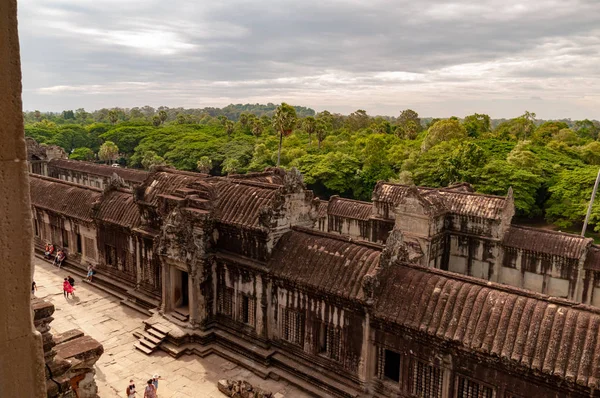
[29,174,103,192]
[376,181,507,200]
[508,224,589,240]
[395,261,600,314]
[330,196,372,205]
[291,226,384,250]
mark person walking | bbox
[151,374,163,394]
[31,281,37,296]
[63,278,74,298]
[143,379,156,398]
[126,379,137,398]
[67,275,75,297]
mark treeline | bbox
[24,105,600,233]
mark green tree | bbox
[108,109,119,125]
[98,141,119,164]
[69,147,95,161]
[141,151,166,170]
[225,120,235,137]
[222,158,241,175]
[251,119,264,139]
[397,109,422,135]
[302,116,317,145]
[196,156,213,174]
[158,110,168,125]
[272,103,298,167]
[546,167,600,230]
[421,119,467,151]
[580,141,600,165]
[315,119,329,149]
[462,113,491,138]
[152,115,161,127]
[575,119,600,140]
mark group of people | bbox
[126,375,163,398]
[44,243,66,268]
[63,275,75,298]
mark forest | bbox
[23,103,600,234]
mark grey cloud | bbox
[17,0,600,118]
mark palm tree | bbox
[302,116,316,145]
[225,120,235,137]
[316,119,329,149]
[272,103,297,167]
[251,119,263,139]
[158,110,168,125]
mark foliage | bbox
[21,104,600,230]
[69,147,95,161]
[98,141,119,163]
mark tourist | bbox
[151,374,162,393]
[143,379,156,398]
[54,249,66,268]
[126,379,137,398]
[63,277,74,298]
[31,280,37,295]
[86,265,94,282]
[44,243,55,259]
[67,275,75,296]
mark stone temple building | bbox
[24,150,600,397]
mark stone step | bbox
[150,323,171,335]
[133,342,153,355]
[147,328,167,340]
[141,332,162,345]
[170,311,189,322]
[139,338,157,350]
[120,299,153,316]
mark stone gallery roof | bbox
[214,180,278,229]
[372,182,508,220]
[227,168,286,185]
[95,189,140,228]
[374,263,600,389]
[29,175,100,222]
[139,170,206,207]
[49,159,149,183]
[585,245,600,271]
[503,226,590,259]
[328,197,373,221]
[317,200,328,219]
[269,228,381,301]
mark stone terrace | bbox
[32,257,311,398]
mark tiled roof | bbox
[214,181,278,229]
[48,159,148,183]
[437,190,506,219]
[374,263,600,389]
[585,245,600,271]
[503,226,590,259]
[95,190,140,228]
[328,197,373,221]
[269,228,381,301]
[372,182,507,220]
[29,175,99,222]
[317,200,328,219]
[227,168,285,185]
[139,171,206,207]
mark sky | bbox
[17,0,600,119]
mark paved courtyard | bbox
[33,258,311,398]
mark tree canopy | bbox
[22,105,600,232]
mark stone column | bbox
[0,1,47,396]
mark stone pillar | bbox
[0,1,47,396]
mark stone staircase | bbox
[171,307,190,323]
[133,323,170,355]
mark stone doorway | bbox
[170,268,190,322]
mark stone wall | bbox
[32,298,103,398]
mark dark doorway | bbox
[180,271,189,307]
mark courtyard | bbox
[32,258,311,398]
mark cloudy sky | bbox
[18,0,600,119]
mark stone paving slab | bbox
[33,258,312,398]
